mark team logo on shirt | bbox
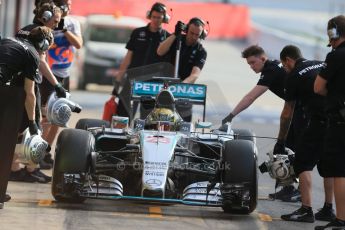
[139,31,146,38]
[138,31,146,41]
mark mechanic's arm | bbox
[24,78,36,121]
[39,52,59,86]
[182,66,201,83]
[111,50,133,97]
[277,100,295,141]
[157,34,176,56]
[314,75,328,96]
[231,85,268,116]
[63,30,83,49]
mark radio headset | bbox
[328,21,340,40]
[186,17,209,40]
[146,2,171,24]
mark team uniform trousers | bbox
[0,85,25,203]
[318,114,345,177]
[293,116,326,176]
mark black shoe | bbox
[315,205,336,222]
[281,206,315,223]
[269,185,297,200]
[315,218,345,230]
[281,188,301,202]
[39,159,52,170]
[9,169,36,182]
[9,168,46,183]
[4,194,11,202]
[31,169,51,182]
[43,152,54,164]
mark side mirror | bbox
[195,121,212,129]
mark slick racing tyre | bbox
[221,140,258,214]
[75,118,110,130]
[52,129,95,203]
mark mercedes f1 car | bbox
[52,63,258,214]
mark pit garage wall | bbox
[0,0,35,38]
[70,0,250,39]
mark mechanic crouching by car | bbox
[157,18,207,122]
[275,45,335,224]
[222,45,303,202]
[314,15,345,230]
[109,2,171,121]
[0,26,53,209]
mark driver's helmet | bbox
[146,108,182,131]
[145,90,182,131]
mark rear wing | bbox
[131,81,207,120]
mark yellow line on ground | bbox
[38,199,53,206]
[148,206,163,218]
[257,213,273,222]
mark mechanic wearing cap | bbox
[157,18,207,122]
[13,2,67,173]
[0,26,53,209]
[314,15,345,230]
[275,45,335,224]
[109,2,171,120]
[222,45,303,201]
[41,0,82,159]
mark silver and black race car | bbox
[52,63,258,214]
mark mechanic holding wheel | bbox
[222,45,303,202]
[9,2,66,184]
[314,15,345,230]
[157,17,207,122]
[275,45,335,224]
[0,26,53,209]
[109,2,171,121]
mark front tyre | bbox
[52,129,95,203]
[221,140,258,214]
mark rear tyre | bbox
[221,140,258,214]
[52,129,95,203]
[75,118,110,130]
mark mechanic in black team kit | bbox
[221,45,303,202]
[8,2,66,184]
[276,45,335,224]
[0,26,53,209]
[314,15,345,230]
[157,18,207,121]
[110,2,171,120]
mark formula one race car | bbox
[52,63,258,214]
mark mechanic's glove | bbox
[174,21,184,37]
[54,83,67,98]
[28,120,39,135]
[222,113,234,124]
[273,139,286,155]
[46,144,51,153]
[72,104,82,113]
[56,18,66,31]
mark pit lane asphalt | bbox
[1,39,327,230]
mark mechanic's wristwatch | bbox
[62,28,67,33]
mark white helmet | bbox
[46,92,82,127]
[15,129,49,166]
